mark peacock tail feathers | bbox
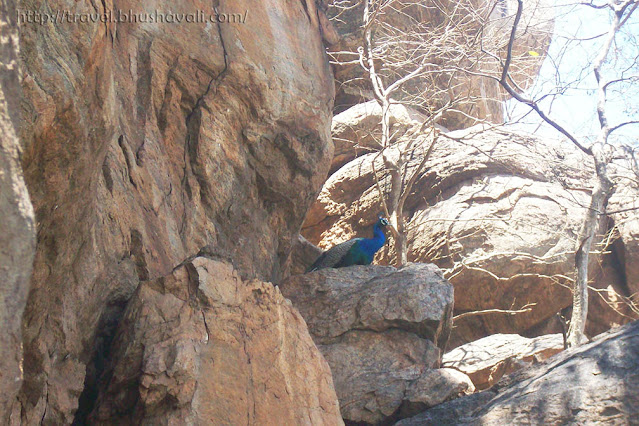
[306,239,361,272]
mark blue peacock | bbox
[306,216,390,272]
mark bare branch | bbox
[608,120,639,135]
[453,303,537,321]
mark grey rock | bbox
[0,0,36,422]
[281,264,465,424]
[281,264,454,347]
[397,321,639,425]
[442,333,564,390]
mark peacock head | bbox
[377,215,389,227]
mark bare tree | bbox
[475,0,639,346]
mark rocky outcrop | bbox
[442,333,564,390]
[280,264,472,424]
[0,0,36,422]
[397,320,639,425]
[303,117,638,346]
[16,0,335,423]
[89,257,343,425]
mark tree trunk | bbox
[379,100,408,267]
[393,200,408,267]
[394,230,408,267]
[384,156,405,267]
[566,156,613,347]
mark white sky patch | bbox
[505,0,639,146]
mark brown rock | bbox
[397,320,639,425]
[16,0,335,422]
[0,0,36,422]
[90,257,343,425]
[280,264,459,424]
[442,333,564,390]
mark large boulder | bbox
[330,101,431,175]
[397,320,639,425]
[280,264,473,424]
[0,0,36,422]
[17,0,335,423]
[442,333,564,390]
[281,264,454,347]
[90,257,343,425]
[302,123,638,346]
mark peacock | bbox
[306,216,390,272]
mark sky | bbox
[505,0,639,146]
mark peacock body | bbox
[306,217,389,272]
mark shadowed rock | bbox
[397,321,639,425]
[0,0,36,422]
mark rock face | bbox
[280,264,473,424]
[397,320,639,425]
[89,257,343,425]
[16,0,334,423]
[0,0,36,422]
[442,333,564,390]
[303,118,638,346]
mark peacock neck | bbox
[370,223,386,248]
[357,222,387,259]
